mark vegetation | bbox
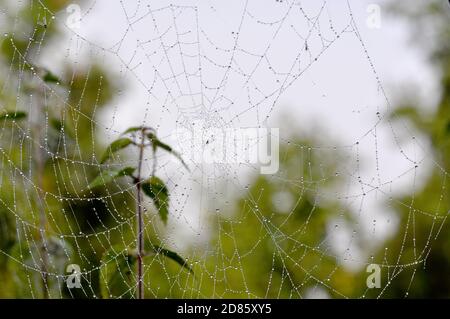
[90,126,190,299]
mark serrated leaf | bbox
[88,167,135,189]
[0,111,27,120]
[100,138,133,164]
[152,245,193,274]
[100,245,135,299]
[142,176,169,224]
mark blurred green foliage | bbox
[194,139,360,298]
[0,0,126,298]
[364,0,450,298]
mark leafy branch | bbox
[90,126,190,299]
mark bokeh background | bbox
[0,0,449,298]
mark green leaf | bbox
[88,167,135,189]
[142,176,169,224]
[153,139,172,152]
[152,138,189,171]
[152,245,193,274]
[100,138,133,164]
[122,126,143,135]
[100,245,135,299]
[43,70,60,83]
[0,111,27,120]
[28,64,61,84]
[118,167,135,177]
[146,132,156,141]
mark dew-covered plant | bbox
[1,65,65,298]
[89,126,191,299]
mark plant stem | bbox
[34,90,49,299]
[135,129,145,299]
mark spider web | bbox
[0,0,447,299]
